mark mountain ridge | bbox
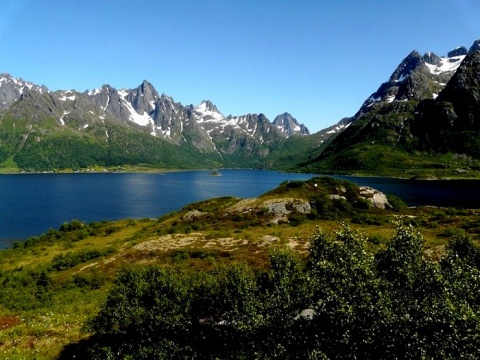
[0,73,316,171]
[301,39,480,178]
[3,39,480,175]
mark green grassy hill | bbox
[1,177,480,358]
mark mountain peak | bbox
[389,50,423,83]
[0,73,48,110]
[127,80,160,115]
[359,44,469,114]
[199,100,219,112]
[469,39,480,53]
[194,100,224,121]
[273,112,310,136]
[422,52,442,66]
[448,46,468,57]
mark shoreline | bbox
[1,165,480,181]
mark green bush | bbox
[285,180,304,188]
[50,248,114,271]
[351,213,386,225]
[64,223,480,359]
[70,270,106,290]
[59,219,86,233]
[386,194,408,211]
[0,268,53,310]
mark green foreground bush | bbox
[61,223,480,359]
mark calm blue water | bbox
[0,170,315,246]
[1,169,480,247]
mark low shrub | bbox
[50,248,114,271]
[63,223,480,359]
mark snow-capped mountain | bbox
[0,73,48,110]
[359,49,466,115]
[306,39,480,174]
[83,82,309,146]
[0,73,314,170]
[273,113,310,136]
[0,73,310,144]
[86,81,189,141]
[356,40,480,119]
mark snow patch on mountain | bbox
[88,88,102,96]
[425,55,465,75]
[59,91,75,101]
[193,102,253,136]
[59,110,70,125]
[275,122,301,134]
[194,101,225,123]
[118,89,156,128]
[326,123,348,135]
[386,95,395,103]
[394,72,409,83]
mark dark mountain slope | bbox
[413,50,480,156]
[300,40,480,177]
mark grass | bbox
[1,178,480,358]
[0,156,19,174]
[302,143,480,179]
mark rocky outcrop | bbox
[448,46,468,57]
[359,186,392,209]
[329,194,347,201]
[263,198,312,224]
[182,210,207,221]
[224,197,312,225]
[469,39,480,53]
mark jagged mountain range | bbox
[0,75,310,142]
[0,73,319,171]
[2,38,480,174]
[303,39,480,176]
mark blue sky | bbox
[1,1,479,132]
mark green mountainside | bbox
[301,42,480,178]
[0,114,222,171]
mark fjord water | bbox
[1,169,480,247]
[0,170,316,247]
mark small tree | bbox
[306,223,383,358]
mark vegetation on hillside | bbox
[1,177,480,358]
[0,115,224,173]
[61,223,480,359]
[299,106,480,179]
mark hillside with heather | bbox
[1,177,480,358]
